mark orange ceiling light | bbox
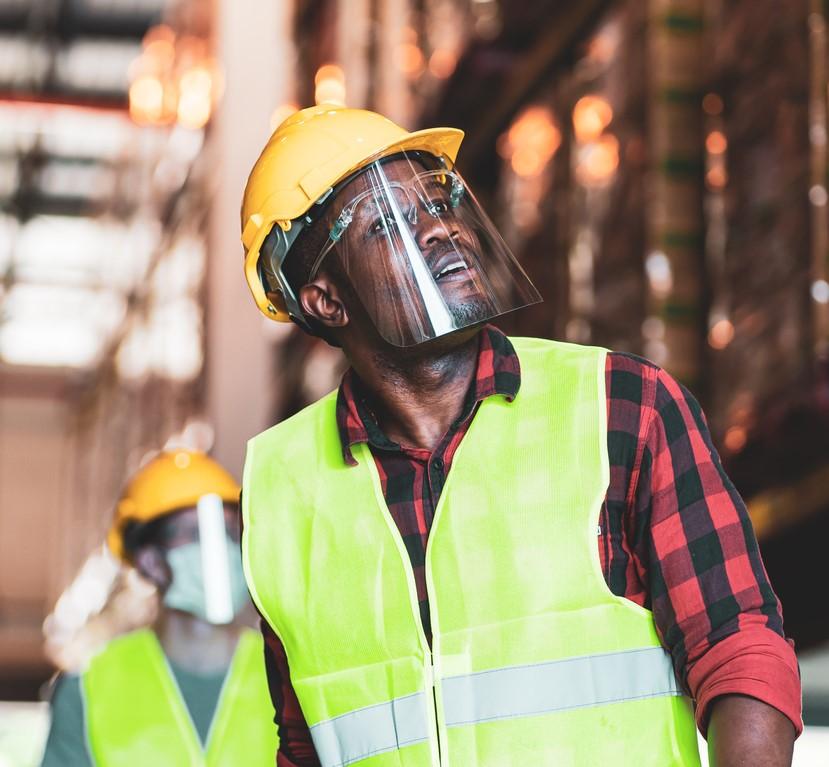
[724,425,747,452]
[177,65,215,130]
[708,317,735,349]
[500,106,561,178]
[428,48,457,79]
[706,130,728,155]
[314,64,346,106]
[129,74,166,125]
[572,94,613,144]
[575,133,620,187]
[128,24,221,130]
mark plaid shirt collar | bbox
[335,325,521,465]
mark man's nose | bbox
[416,215,459,249]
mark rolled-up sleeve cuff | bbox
[687,628,802,737]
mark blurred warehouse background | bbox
[0,0,828,763]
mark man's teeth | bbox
[437,261,466,278]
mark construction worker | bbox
[239,106,801,766]
[40,450,278,766]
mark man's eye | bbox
[427,199,450,216]
[368,214,398,235]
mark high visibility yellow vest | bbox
[81,628,278,766]
[242,337,701,766]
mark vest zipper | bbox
[432,679,443,765]
[423,654,442,766]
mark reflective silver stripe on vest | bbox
[309,647,680,767]
[443,646,681,727]
[310,690,430,767]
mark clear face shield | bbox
[160,495,249,625]
[303,152,542,347]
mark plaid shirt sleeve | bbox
[621,354,802,735]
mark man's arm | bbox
[708,695,795,766]
[619,356,801,764]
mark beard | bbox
[446,294,494,326]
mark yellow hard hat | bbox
[240,104,464,324]
[107,450,240,561]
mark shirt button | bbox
[432,457,444,472]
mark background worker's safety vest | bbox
[242,337,702,767]
[81,628,278,766]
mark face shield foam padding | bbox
[309,153,542,347]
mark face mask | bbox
[162,536,249,624]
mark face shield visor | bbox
[159,494,249,625]
[304,152,542,347]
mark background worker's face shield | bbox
[308,152,542,347]
[155,496,249,625]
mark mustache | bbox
[425,239,477,265]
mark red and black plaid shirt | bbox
[260,326,801,767]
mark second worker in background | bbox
[41,450,278,766]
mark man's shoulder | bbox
[604,351,661,402]
[606,349,661,372]
[510,336,640,382]
[605,350,699,412]
[508,336,613,365]
[509,336,656,364]
[507,338,677,403]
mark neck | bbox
[344,328,481,452]
[155,609,242,674]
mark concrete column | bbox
[207,0,294,478]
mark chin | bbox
[411,324,484,356]
[447,295,494,326]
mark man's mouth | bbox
[434,259,468,281]
[430,245,474,282]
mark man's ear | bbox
[133,546,172,593]
[298,277,350,330]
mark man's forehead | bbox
[337,155,439,197]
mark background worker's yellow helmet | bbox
[108,450,240,561]
[240,104,464,327]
